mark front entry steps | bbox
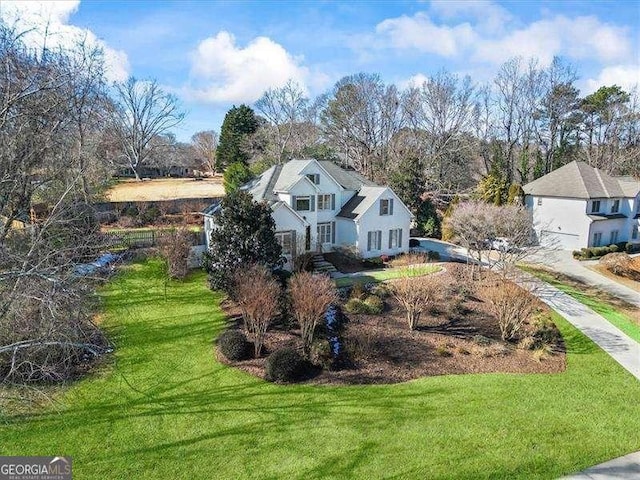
[312,254,337,274]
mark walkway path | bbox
[516,270,640,380]
[560,451,640,479]
[528,249,640,308]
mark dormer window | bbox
[591,200,601,213]
[294,195,311,211]
[379,198,394,216]
[611,199,620,213]
[306,173,320,185]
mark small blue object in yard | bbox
[325,305,345,359]
[73,252,122,276]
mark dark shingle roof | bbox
[523,161,639,199]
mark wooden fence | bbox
[103,229,206,249]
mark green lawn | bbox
[2,259,639,479]
[334,264,442,287]
[521,265,640,343]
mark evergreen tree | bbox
[389,157,425,213]
[217,105,259,170]
[223,162,253,194]
[415,198,441,238]
[203,191,283,292]
[441,195,460,242]
[507,184,525,205]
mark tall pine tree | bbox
[216,105,259,170]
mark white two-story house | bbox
[203,159,413,267]
[524,161,640,250]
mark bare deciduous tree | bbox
[231,265,281,357]
[108,78,185,180]
[158,227,192,279]
[191,130,218,174]
[289,272,337,355]
[389,272,443,330]
[485,281,537,341]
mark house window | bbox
[317,194,333,210]
[306,173,320,185]
[537,198,542,206]
[610,230,619,245]
[275,231,293,255]
[633,226,639,240]
[593,232,602,247]
[389,228,403,249]
[591,200,601,213]
[380,198,393,215]
[367,230,382,251]
[317,222,333,244]
[295,195,311,211]
[612,200,620,213]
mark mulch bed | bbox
[217,264,566,385]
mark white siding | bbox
[526,195,590,250]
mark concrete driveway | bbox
[410,238,469,262]
[527,248,640,308]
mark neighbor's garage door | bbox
[539,230,581,250]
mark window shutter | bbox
[379,200,383,215]
[331,222,336,244]
[291,195,297,210]
[367,232,372,251]
[390,198,394,215]
[398,229,402,248]
[291,230,297,254]
[310,195,315,211]
[331,194,335,210]
[377,230,382,250]
[388,230,393,249]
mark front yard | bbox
[2,259,639,479]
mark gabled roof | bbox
[523,161,640,199]
[242,159,379,203]
[337,186,387,220]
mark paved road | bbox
[560,451,640,479]
[528,249,640,308]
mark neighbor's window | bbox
[275,231,293,255]
[317,222,332,244]
[367,230,382,251]
[591,200,601,213]
[633,227,639,240]
[380,199,390,215]
[389,228,403,248]
[593,232,602,247]
[317,194,332,210]
[537,198,542,206]
[306,173,320,185]
[295,195,311,211]
[610,230,619,245]
[612,199,620,213]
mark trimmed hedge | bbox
[573,242,632,260]
[217,330,251,361]
[265,348,305,383]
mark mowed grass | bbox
[521,265,640,343]
[334,264,442,287]
[2,259,639,479]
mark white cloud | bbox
[0,0,130,82]
[374,6,632,68]
[184,31,311,104]
[474,15,632,66]
[376,13,476,57]
[583,64,640,94]
[429,0,513,33]
[398,73,429,89]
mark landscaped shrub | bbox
[344,298,369,314]
[309,339,333,369]
[265,348,304,383]
[389,252,428,267]
[427,251,441,261]
[363,295,384,314]
[293,252,315,272]
[370,283,391,298]
[350,282,366,300]
[485,281,537,341]
[217,330,251,361]
[608,244,619,253]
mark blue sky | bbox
[2,1,639,141]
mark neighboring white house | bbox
[203,159,413,268]
[523,161,640,250]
